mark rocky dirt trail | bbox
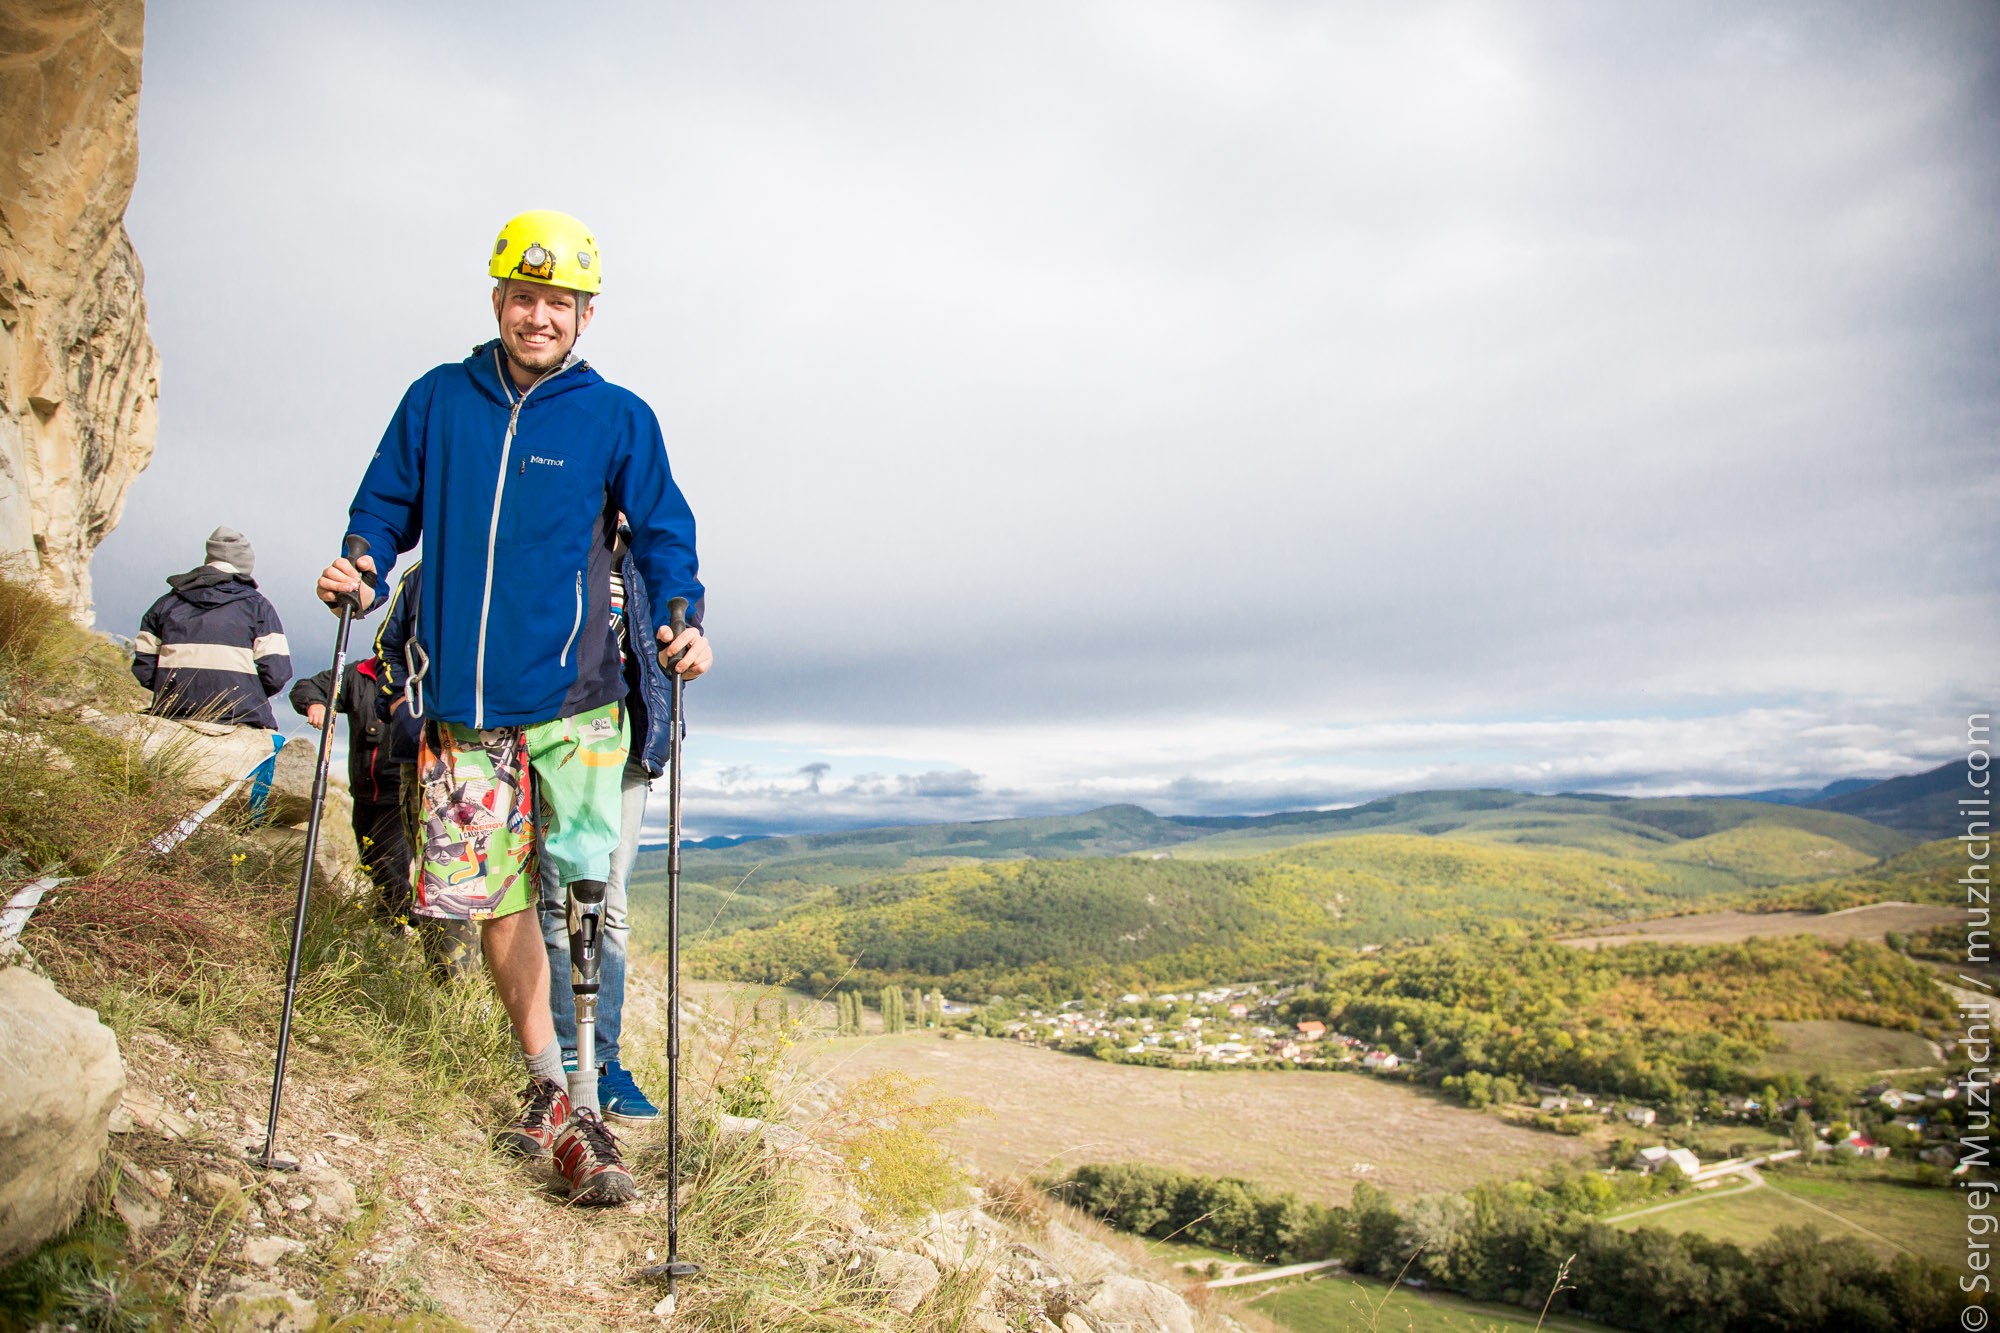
[80,948,1236,1333]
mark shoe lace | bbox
[573,1109,624,1163]
[519,1077,563,1126]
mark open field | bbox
[1609,1166,1961,1267]
[1764,1168,1964,1266]
[1247,1273,1600,1333]
[1559,900,1962,950]
[1755,1019,1942,1079]
[806,1031,1596,1205]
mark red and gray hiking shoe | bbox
[553,1108,638,1205]
[495,1077,571,1159]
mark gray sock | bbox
[524,1038,566,1088]
[567,1059,600,1117]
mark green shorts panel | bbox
[526,701,629,887]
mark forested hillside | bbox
[637,787,1917,936]
[1280,935,1949,1101]
[682,831,1930,998]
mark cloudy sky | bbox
[97,1,1999,839]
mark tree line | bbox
[1052,1162,1968,1331]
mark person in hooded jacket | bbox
[373,559,483,981]
[132,526,292,728]
[288,657,410,924]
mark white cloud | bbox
[100,0,2000,837]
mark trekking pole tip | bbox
[642,1258,702,1291]
[249,1144,300,1172]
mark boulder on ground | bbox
[240,1235,306,1268]
[1066,1275,1195,1333]
[850,1244,942,1313]
[301,1161,356,1223]
[209,1277,317,1331]
[0,964,124,1263]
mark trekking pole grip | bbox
[663,596,689,672]
[338,535,376,613]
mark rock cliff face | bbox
[0,0,158,624]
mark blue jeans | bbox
[538,763,648,1066]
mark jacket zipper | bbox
[474,349,568,728]
[559,570,583,667]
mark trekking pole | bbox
[254,535,374,1172]
[653,596,700,1292]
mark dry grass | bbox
[0,571,1235,1331]
[811,1032,1596,1206]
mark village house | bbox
[1296,1021,1326,1040]
[1362,1050,1400,1072]
[1626,1106,1658,1127]
[1638,1146,1701,1177]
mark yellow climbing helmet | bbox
[487,209,602,294]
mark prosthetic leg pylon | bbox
[566,877,607,1113]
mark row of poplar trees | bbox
[832,987,948,1035]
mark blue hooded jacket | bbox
[344,341,703,729]
[377,550,677,777]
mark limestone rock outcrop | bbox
[0,961,125,1263]
[0,0,159,624]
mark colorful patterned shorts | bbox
[407,701,629,921]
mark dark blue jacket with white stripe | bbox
[131,566,292,728]
[343,341,703,730]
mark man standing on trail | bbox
[315,210,710,1205]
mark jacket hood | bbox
[166,564,260,605]
[463,339,602,408]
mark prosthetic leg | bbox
[551,874,638,1204]
[565,877,609,1113]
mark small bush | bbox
[0,1212,169,1333]
[831,1069,988,1223]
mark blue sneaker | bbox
[599,1061,660,1125]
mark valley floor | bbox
[805,1027,1597,1204]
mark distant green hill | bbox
[1169,792,1912,866]
[633,802,1202,890]
[634,788,1913,906]
[1741,837,1968,911]
[1807,760,1972,840]
[683,832,1831,998]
